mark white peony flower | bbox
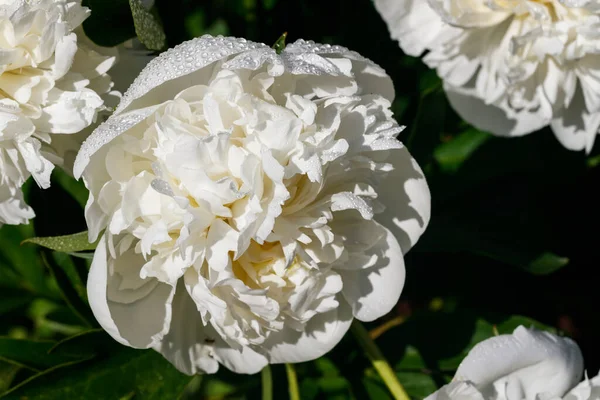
[426,325,592,400]
[74,35,431,375]
[0,0,118,226]
[375,0,600,152]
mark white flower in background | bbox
[425,325,598,400]
[74,35,431,375]
[375,0,600,152]
[0,0,118,226]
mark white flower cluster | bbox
[0,0,117,226]
[375,0,600,151]
[74,35,431,374]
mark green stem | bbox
[351,320,410,400]
[285,364,300,400]
[261,365,273,400]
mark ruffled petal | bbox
[445,84,550,137]
[0,186,34,225]
[424,381,485,400]
[155,280,269,375]
[263,299,353,364]
[551,87,600,153]
[87,235,176,348]
[375,146,430,255]
[339,223,405,322]
[564,371,600,400]
[374,0,447,57]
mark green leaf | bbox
[48,330,111,359]
[262,0,278,10]
[27,300,88,338]
[0,361,20,393]
[272,32,287,55]
[434,129,491,173]
[395,372,439,399]
[129,0,167,50]
[0,289,33,315]
[523,252,570,275]
[0,338,78,372]
[22,231,98,253]
[82,0,136,47]
[0,225,54,298]
[471,243,569,276]
[47,253,88,304]
[2,345,193,400]
[40,252,94,328]
[494,315,557,335]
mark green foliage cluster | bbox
[2,0,599,399]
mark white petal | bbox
[445,84,550,137]
[285,39,396,102]
[0,187,35,225]
[455,326,584,399]
[263,298,353,364]
[115,36,269,115]
[564,371,600,400]
[17,137,54,189]
[339,224,405,322]
[425,381,485,400]
[153,283,220,375]
[551,87,600,153]
[375,146,431,255]
[87,235,175,348]
[212,339,269,375]
[374,0,446,57]
[36,88,104,134]
[52,33,78,80]
[155,281,268,375]
[73,105,159,178]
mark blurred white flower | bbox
[75,35,431,375]
[375,0,600,152]
[0,0,118,226]
[426,325,594,400]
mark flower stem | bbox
[285,364,300,400]
[261,365,273,400]
[351,320,410,400]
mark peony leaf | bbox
[129,0,166,50]
[39,252,95,328]
[22,232,98,253]
[0,338,81,372]
[471,246,569,276]
[0,224,54,298]
[434,129,491,173]
[525,252,570,275]
[2,334,193,400]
